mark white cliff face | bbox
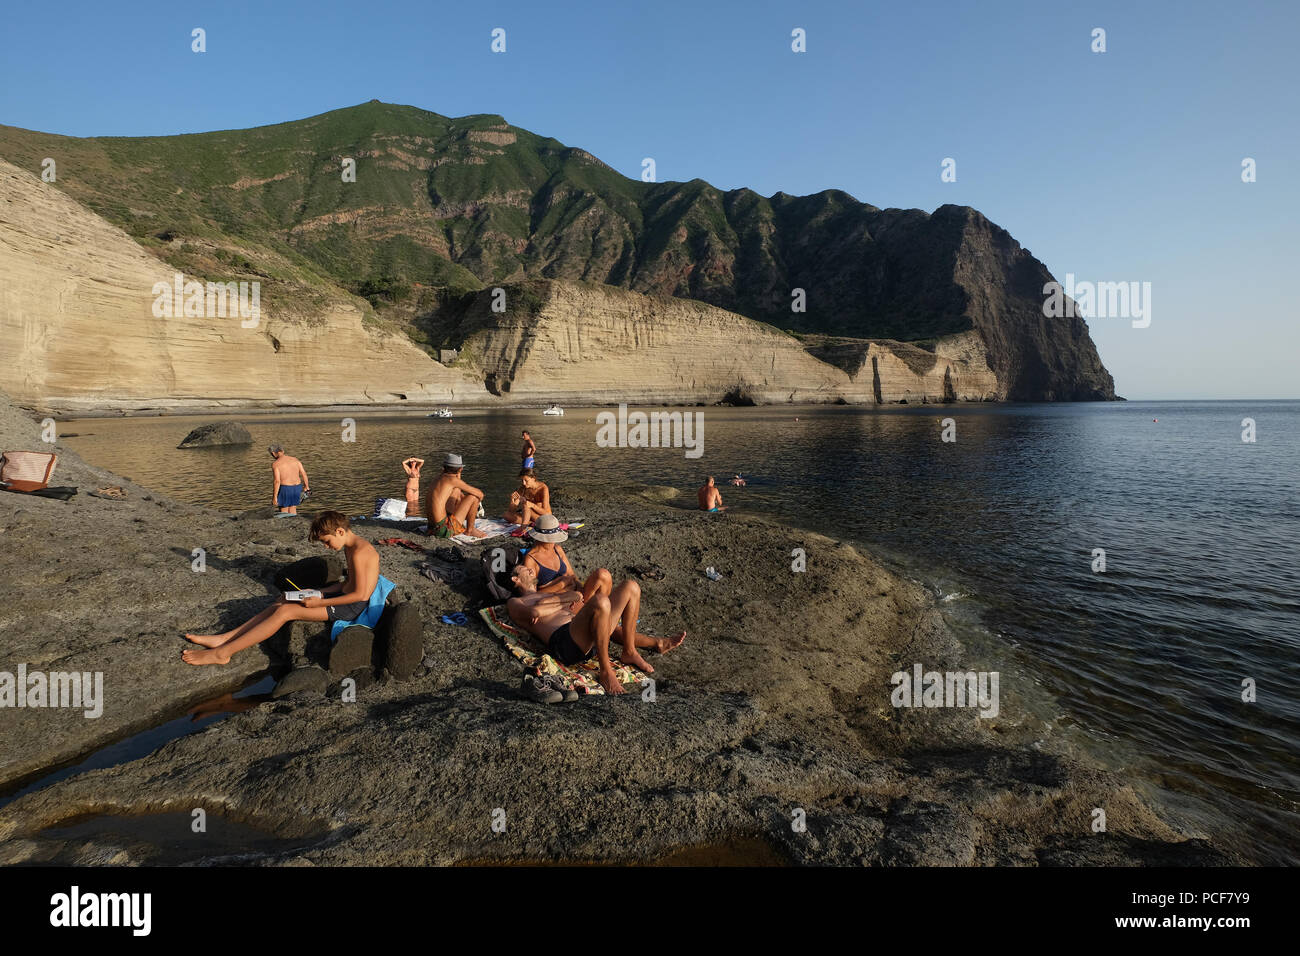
[461,281,1000,405]
[1,158,1000,410]
[463,281,848,404]
[0,159,475,411]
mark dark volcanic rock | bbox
[327,626,375,678]
[273,666,330,699]
[177,421,253,448]
[273,555,345,592]
[378,603,423,680]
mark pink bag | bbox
[0,450,58,492]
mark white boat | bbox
[427,407,453,419]
[542,404,564,416]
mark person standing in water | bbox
[521,430,537,470]
[270,444,310,514]
[401,457,424,515]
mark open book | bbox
[283,589,323,602]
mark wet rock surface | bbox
[0,394,1235,865]
[177,422,253,448]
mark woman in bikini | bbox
[401,457,424,516]
[504,467,550,527]
[518,514,608,598]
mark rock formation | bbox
[177,422,253,448]
[0,160,475,412]
[0,102,1117,406]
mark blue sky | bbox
[2,0,1296,399]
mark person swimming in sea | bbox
[507,562,685,695]
[504,467,550,527]
[426,452,488,538]
[182,511,379,665]
[521,430,537,470]
[270,444,310,514]
[401,457,424,516]
[729,474,746,487]
[698,475,727,512]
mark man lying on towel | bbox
[506,564,685,695]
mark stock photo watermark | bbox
[152,273,260,328]
[596,404,704,459]
[890,663,999,718]
[1043,274,1151,328]
[0,666,103,718]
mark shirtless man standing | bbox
[507,565,685,695]
[426,452,488,538]
[270,445,310,514]
[697,475,726,512]
[401,457,424,515]
[521,430,537,470]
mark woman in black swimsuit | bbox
[519,514,611,600]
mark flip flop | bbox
[439,612,469,626]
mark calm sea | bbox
[61,400,1300,863]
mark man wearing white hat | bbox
[426,452,488,538]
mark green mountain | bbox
[0,100,1115,400]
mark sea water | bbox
[61,400,1300,863]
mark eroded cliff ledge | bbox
[2,158,1019,410]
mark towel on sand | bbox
[478,605,648,696]
[415,517,519,544]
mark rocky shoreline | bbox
[0,394,1232,865]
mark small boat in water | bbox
[542,404,564,416]
[428,407,454,419]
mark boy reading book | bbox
[182,511,380,665]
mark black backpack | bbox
[480,545,525,602]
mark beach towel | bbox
[374,497,408,520]
[478,605,650,696]
[0,451,58,492]
[330,574,397,643]
[415,517,520,544]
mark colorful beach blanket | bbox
[478,605,649,696]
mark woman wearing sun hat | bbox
[519,514,611,599]
[508,519,687,694]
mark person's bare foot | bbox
[184,633,227,648]
[467,526,490,538]
[621,649,654,673]
[182,647,231,666]
[655,631,687,654]
[599,666,626,695]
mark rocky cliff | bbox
[0,101,1115,403]
[0,159,474,412]
[419,280,1000,405]
[0,158,1001,410]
